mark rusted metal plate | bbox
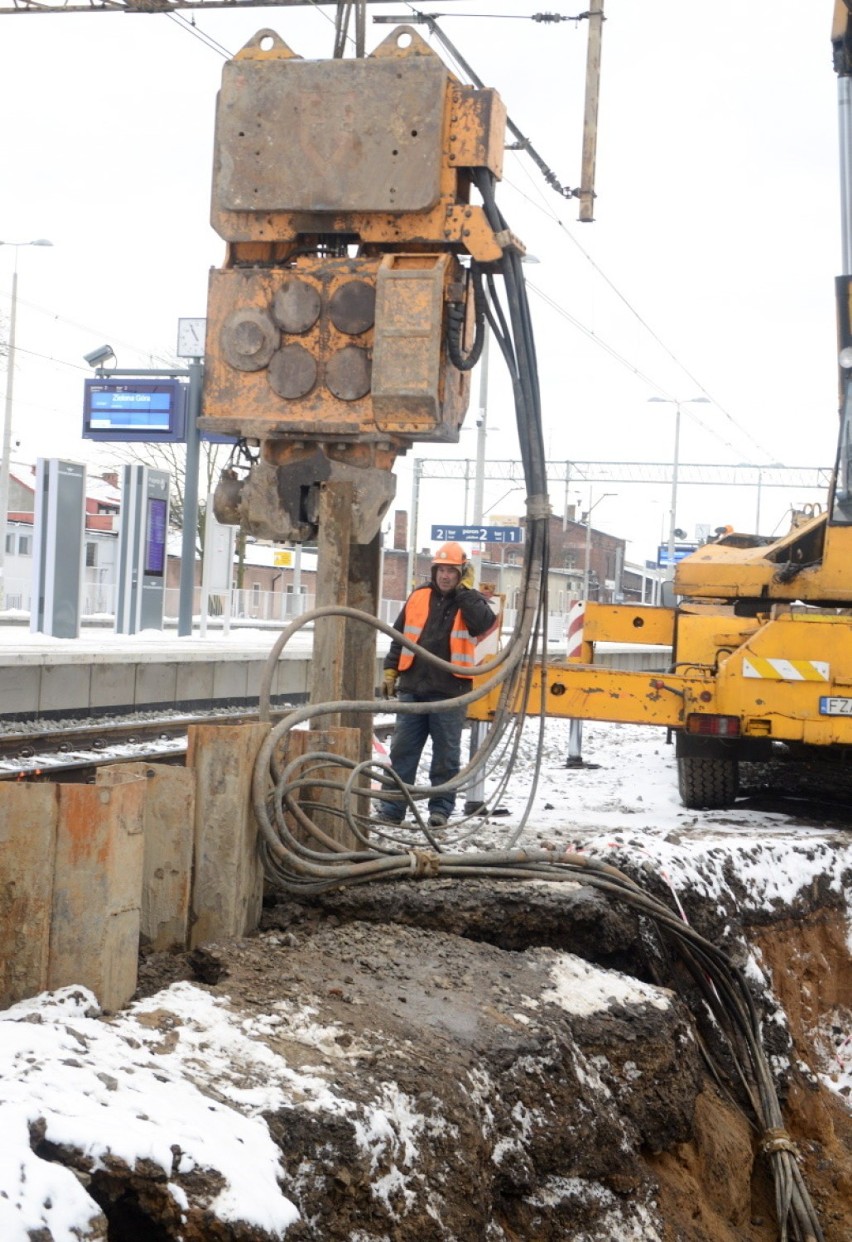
[50,778,145,1011]
[0,784,58,1006]
[187,722,270,947]
[450,86,506,178]
[214,54,447,215]
[372,253,446,430]
[97,763,194,952]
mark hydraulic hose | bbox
[248,164,822,1241]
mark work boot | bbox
[428,812,448,828]
[370,813,403,828]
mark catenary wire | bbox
[403,5,782,467]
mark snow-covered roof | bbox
[10,465,120,510]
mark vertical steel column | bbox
[839,74,852,275]
[178,359,202,637]
[407,458,423,592]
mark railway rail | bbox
[0,710,396,782]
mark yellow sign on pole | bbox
[273,550,294,567]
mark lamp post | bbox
[0,238,53,609]
[647,396,710,576]
[581,489,615,601]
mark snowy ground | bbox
[1,717,850,1240]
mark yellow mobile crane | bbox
[471,2,852,810]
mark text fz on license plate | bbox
[819,696,852,716]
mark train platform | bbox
[0,623,342,721]
[0,619,666,723]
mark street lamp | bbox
[0,238,53,609]
[581,489,615,601]
[647,396,711,576]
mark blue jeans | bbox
[378,692,464,822]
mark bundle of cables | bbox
[253,160,553,876]
[249,171,823,1241]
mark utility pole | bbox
[578,0,605,223]
[0,238,53,610]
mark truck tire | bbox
[677,755,739,810]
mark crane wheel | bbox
[677,755,739,810]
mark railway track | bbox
[0,710,396,781]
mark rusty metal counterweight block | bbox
[201,24,513,544]
[209,25,507,256]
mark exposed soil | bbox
[126,873,852,1242]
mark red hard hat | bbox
[432,541,467,568]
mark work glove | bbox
[382,668,399,699]
[459,561,475,589]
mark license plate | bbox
[819,696,852,716]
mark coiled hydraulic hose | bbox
[250,170,822,1241]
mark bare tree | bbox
[102,440,234,560]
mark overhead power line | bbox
[0,0,415,15]
[0,0,807,472]
[413,458,833,491]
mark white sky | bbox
[1,717,850,1238]
[0,0,842,565]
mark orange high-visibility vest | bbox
[397,587,476,677]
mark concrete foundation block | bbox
[134,661,178,709]
[176,659,215,707]
[0,664,39,717]
[211,659,249,704]
[49,777,146,1012]
[97,763,195,952]
[90,661,137,711]
[187,722,270,948]
[0,784,58,1008]
[39,663,92,715]
[271,655,311,699]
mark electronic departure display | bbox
[144,497,168,576]
[82,379,187,443]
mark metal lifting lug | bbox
[649,679,686,698]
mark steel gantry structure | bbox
[410,457,833,518]
[412,459,832,490]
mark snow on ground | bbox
[1,716,850,1239]
[0,985,302,1240]
[452,716,852,1104]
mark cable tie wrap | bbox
[493,228,526,255]
[761,1128,798,1156]
[408,849,441,877]
[526,494,552,520]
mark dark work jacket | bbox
[385,581,497,699]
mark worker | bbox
[376,542,497,827]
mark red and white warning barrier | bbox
[566,600,586,662]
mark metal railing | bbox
[4,575,574,643]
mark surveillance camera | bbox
[84,345,115,368]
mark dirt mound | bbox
[124,868,852,1241]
